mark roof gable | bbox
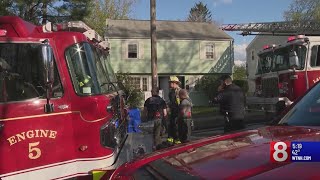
[106,19,232,40]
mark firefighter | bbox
[143,87,167,150]
[167,76,181,144]
[77,74,93,94]
[177,89,193,143]
[214,75,246,133]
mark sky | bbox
[131,0,293,64]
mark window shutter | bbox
[139,41,144,59]
[199,42,206,60]
[122,41,127,59]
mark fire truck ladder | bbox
[220,21,320,36]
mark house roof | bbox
[246,33,289,50]
[106,19,233,40]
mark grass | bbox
[192,106,219,116]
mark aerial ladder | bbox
[220,21,320,36]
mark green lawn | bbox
[192,106,219,116]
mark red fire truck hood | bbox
[110,126,320,179]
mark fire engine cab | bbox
[222,21,320,113]
[0,16,127,179]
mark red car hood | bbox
[110,126,320,179]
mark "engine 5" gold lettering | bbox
[7,130,57,146]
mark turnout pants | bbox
[153,119,163,148]
[168,114,178,140]
[178,119,192,143]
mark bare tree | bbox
[284,0,320,22]
[84,0,136,35]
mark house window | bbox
[128,44,138,58]
[205,43,215,59]
[251,50,255,60]
[128,76,149,91]
[142,77,148,91]
[129,77,141,89]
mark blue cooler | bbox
[127,108,142,133]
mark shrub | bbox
[194,75,220,100]
[194,74,249,99]
[116,72,144,108]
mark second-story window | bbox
[205,43,215,59]
[128,44,138,59]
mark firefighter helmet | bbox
[169,76,181,84]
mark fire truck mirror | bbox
[41,44,54,85]
[289,51,300,69]
[41,44,54,113]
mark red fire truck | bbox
[222,21,320,113]
[0,16,127,179]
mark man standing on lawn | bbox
[214,75,246,133]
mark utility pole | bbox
[150,0,158,89]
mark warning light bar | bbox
[263,45,270,50]
[287,36,296,42]
[263,44,276,50]
[287,35,306,42]
[42,21,103,42]
[43,21,91,33]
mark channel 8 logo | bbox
[270,141,291,162]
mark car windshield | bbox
[279,82,320,126]
[256,45,306,74]
[65,42,118,95]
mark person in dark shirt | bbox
[214,75,246,133]
[144,87,167,150]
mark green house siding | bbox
[109,39,233,74]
